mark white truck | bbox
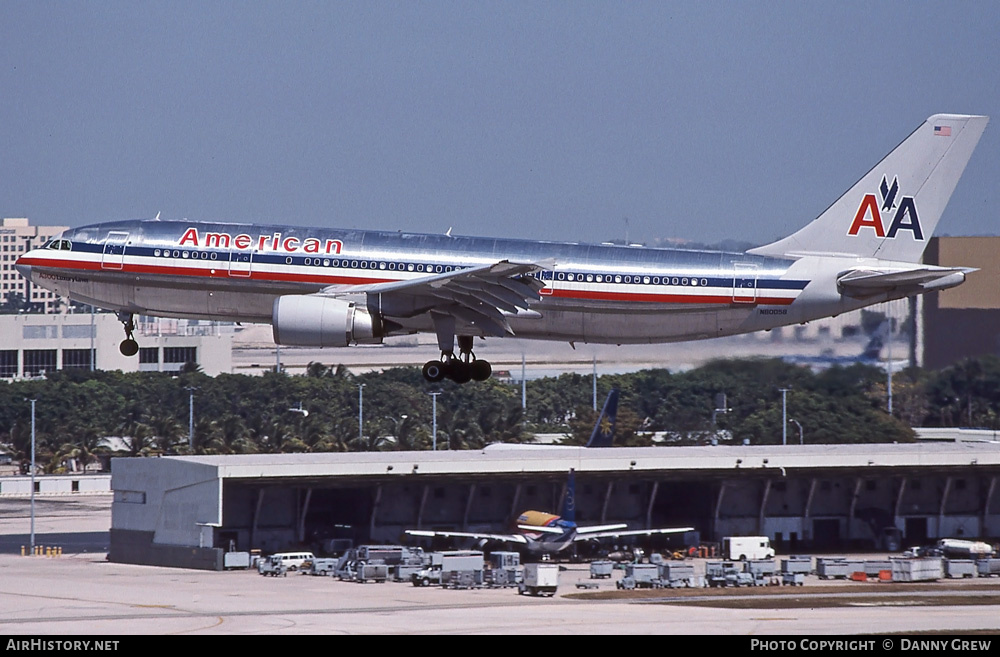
[722,536,775,561]
[518,563,559,597]
[411,550,484,587]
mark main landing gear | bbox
[422,335,492,384]
[117,311,139,357]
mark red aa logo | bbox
[847,176,923,239]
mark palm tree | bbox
[118,420,155,457]
[388,415,428,451]
[145,412,186,454]
[54,427,107,472]
[306,362,330,378]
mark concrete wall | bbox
[0,474,110,496]
[111,457,221,551]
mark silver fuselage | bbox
[17,219,905,344]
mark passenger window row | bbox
[140,247,711,287]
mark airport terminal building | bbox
[109,442,1000,570]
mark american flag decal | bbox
[934,125,952,137]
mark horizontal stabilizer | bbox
[516,524,566,535]
[837,266,973,298]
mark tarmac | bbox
[1,494,999,635]
[229,326,900,378]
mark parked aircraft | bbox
[404,469,693,556]
[782,320,909,371]
[16,114,988,383]
[936,538,995,558]
[483,388,620,451]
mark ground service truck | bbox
[519,563,559,597]
[722,536,775,561]
[411,551,484,587]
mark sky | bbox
[2,1,998,247]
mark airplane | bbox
[404,469,694,556]
[15,114,988,384]
[782,320,909,371]
[483,388,621,451]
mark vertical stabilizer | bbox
[562,469,577,524]
[586,389,620,447]
[749,114,988,261]
[861,320,890,361]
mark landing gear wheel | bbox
[470,359,492,382]
[454,335,492,383]
[448,361,472,384]
[422,360,447,382]
[421,337,494,384]
[116,311,139,357]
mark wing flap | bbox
[320,259,544,336]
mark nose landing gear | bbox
[117,312,139,357]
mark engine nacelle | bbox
[272,295,384,347]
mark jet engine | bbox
[272,295,384,347]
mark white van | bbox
[262,551,315,572]
[722,536,774,561]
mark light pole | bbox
[712,392,730,427]
[185,386,198,450]
[429,391,441,450]
[89,305,95,372]
[521,354,526,410]
[789,418,803,445]
[29,398,36,552]
[886,307,894,415]
[779,388,790,446]
[358,384,366,442]
[593,356,597,411]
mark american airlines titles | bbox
[177,228,343,255]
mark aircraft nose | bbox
[15,260,32,281]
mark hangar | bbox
[110,442,1000,570]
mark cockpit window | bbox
[45,239,72,251]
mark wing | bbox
[573,526,694,542]
[405,529,528,545]
[573,523,629,536]
[323,260,546,337]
